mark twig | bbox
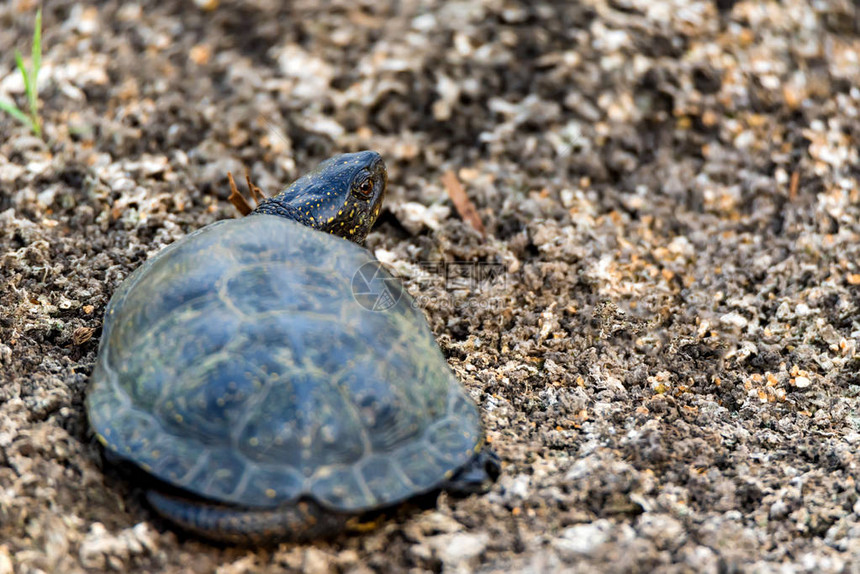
[442,170,486,237]
[789,170,799,201]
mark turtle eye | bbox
[354,177,374,199]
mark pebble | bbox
[0,547,11,574]
[427,532,489,568]
[302,548,334,574]
[720,312,749,330]
[393,201,451,234]
[636,514,686,550]
[551,520,613,557]
[78,522,156,570]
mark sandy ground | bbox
[1,0,860,572]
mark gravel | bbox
[1,0,859,572]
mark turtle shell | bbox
[87,214,483,512]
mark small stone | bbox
[67,5,100,36]
[215,555,258,574]
[276,548,304,571]
[795,303,811,317]
[302,548,333,574]
[564,459,591,481]
[504,473,530,500]
[427,532,489,568]
[190,44,212,66]
[407,511,464,539]
[679,545,718,572]
[770,499,789,519]
[0,546,12,574]
[0,162,25,183]
[393,202,451,234]
[552,520,612,557]
[794,376,811,388]
[636,514,686,550]
[720,312,748,329]
[78,522,155,570]
[193,0,219,10]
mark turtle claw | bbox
[228,170,268,217]
[227,172,253,216]
[245,170,267,203]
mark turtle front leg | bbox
[442,448,501,495]
[146,490,349,544]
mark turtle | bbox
[86,151,500,544]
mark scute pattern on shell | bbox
[87,215,482,511]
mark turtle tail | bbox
[146,490,349,545]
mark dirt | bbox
[1,0,859,572]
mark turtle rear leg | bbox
[146,490,348,545]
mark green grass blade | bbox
[14,49,32,101]
[29,9,42,135]
[5,10,43,137]
[0,99,35,132]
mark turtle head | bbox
[252,151,387,244]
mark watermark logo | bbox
[352,261,506,312]
[351,261,403,311]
